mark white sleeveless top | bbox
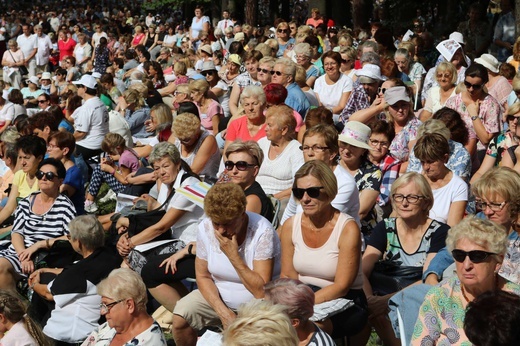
[292,212,363,290]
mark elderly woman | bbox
[82,268,167,345]
[170,112,220,181]
[256,56,276,88]
[28,215,120,344]
[294,43,319,88]
[171,183,280,345]
[0,158,76,291]
[281,160,367,340]
[131,26,146,48]
[119,89,151,139]
[2,39,24,89]
[412,216,520,345]
[445,63,501,159]
[413,133,468,226]
[228,50,263,118]
[256,105,304,200]
[115,143,204,271]
[338,121,382,239]
[224,85,267,152]
[394,47,426,97]
[314,51,352,121]
[362,172,449,345]
[420,62,457,121]
[281,124,360,226]
[189,79,223,135]
[276,22,295,58]
[73,33,92,73]
[264,278,335,345]
[201,61,230,117]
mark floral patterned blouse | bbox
[353,159,382,238]
[80,321,167,346]
[445,94,502,151]
[412,277,520,345]
[485,131,518,166]
[389,116,422,162]
[499,231,520,285]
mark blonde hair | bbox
[435,62,458,85]
[97,268,148,312]
[173,61,187,75]
[471,167,520,205]
[225,140,264,166]
[189,79,210,95]
[391,172,434,213]
[125,87,146,106]
[172,112,201,139]
[101,133,127,154]
[204,183,247,223]
[293,160,338,203]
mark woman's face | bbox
[190,90,203,104]
[153,156,179,185]
[476,193,511,227]
[174,90,189,103]
[454,238,501,292]
[227,62,239,74]
[296,53,310,67]
[339,141,366,166]
[37,164,62,193]
[421,156,448,180]
[18,150,41,174]
[296,174,330,217]
[256,64,272,84]
[451,49,464,68]
[148,65,156,77]
[47,140,66,160]
[388,101,410,124]
[100,296,127,330]
[242,96,264,119]
[212,213,245,240]
[226,152,258,188]
[436,70,453,89]
[392,181,428,219]
[277,25,289,39]
[394,54,409,73]
[323,57,340,77]
[379,80,396,98]
[368,132,390,162]
[245,59,259,76]
[464,76,484,99]
[340,54,353,72]
[265,117,284,142]
[194,9,202,17]
[302,134,335,164]
[507,112,520,133]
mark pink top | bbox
[198,99,223,131]
[488,76,512,107]
[226,116,267,142]
[58,39,77,61]
[132,33,145,46]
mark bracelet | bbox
[46,239,50,249]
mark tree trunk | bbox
[351,0,370,30]
[245,0,257,26]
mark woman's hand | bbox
[20,259,35,274]
[466,100,481,116]
[18,242,43,262]
[100,163,116,174]
[159,251,185,274]
[116,234,132,257]
[214,231,239,259]
[220,308,237,330]
[28,268,43,287]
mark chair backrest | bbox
[269,195,281,229]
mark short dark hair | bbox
[38,157,66,179]
[465,63,489,84]
[29,111,59,131]
[432,107,469,146]
[369,120,395,142]
[48,131,75,159]
[15,135,47,159]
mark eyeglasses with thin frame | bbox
[369,139,390,148]
[299,145,329,152]
[464,80,483,90]
[475,200,507,212]
[451,249,497,264]
[392,194,425,204]
[292,186,324,199]
[36,170,59,181]
[100,299,125,313]
[224,160,257,171]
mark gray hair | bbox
[33,24,42,30]
[214,28,223,37]
[293,43,312,58]
[69,215,105,251]
[360,51,380,66]
[149,142,181,166]
[7,39,17,48]
[97,268,148,312]
[0,127,19,144]
[240,85,267,106]
[417,119,450,141]
[360,40,379,53]
[275,57,297,79]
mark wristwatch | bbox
[471,115,479,121]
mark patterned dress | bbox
[389,117,422,163]
[93,45,110,74]
[80,321,167,346]
[353,159,382,238]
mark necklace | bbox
[307,210,335,232]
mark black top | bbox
[244,181,274,222]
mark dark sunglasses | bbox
[378,87,387,94]
[270,70,284,76]
[36,170,58,180]
[256,67,271,74]
[292,186,324,199]
[507,115,519,122]
[224,160,256,171]
[201,70,214,76]
[37,100,47,103]
[277,29,288,33]
[463,81,483,90]
[451,249,497,263]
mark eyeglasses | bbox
[270,70,286,76]
[507,115,519,122]
[378,87,387,94]
[292,186,324,199]
[256,68,271,74]
[36,170,59,180]
[173,91,186,96]
[392,194,425,204]
[47,144,60,150]
[463,80,483,90]
[451,249,497,263]
[436,73,452,79]
[100,299,125,313]
[224,160,256,171]
[201,70,214,76]
[369,139,390,148]
[37,100,47,103]
[299,145,329,152]
[277,29,288,33]
[475,200,507,212]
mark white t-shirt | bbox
[36,34,53,65]
[74,96,109,150]
[429,173,468,224]
[313,73,353,114]
[256,138,304,195]
[16,33,37,61]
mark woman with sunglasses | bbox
[0,158,76,292]
[276,22,295,58]
[445,63,501,162]
[280,160,368,343]
[362,172,448,346]
[201,61,230,117]
[412,216,520,345]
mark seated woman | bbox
[412,216,520,345]
[118,89,151,139]
[338,121,382,240]
[84,133,140,213]
[413,132,468,226]
[362,172,449,346]
[0,158,76,291]
[420,62,457,121]
[490,102,520,173]
[28,215,121,344]
[296,106,334,144]
[170,112,220,181]
[189,79,223,135]
[115,142,204,272]
[256,105,304,201]
[264,278,335,345]
[46,131,85,215]
[82,268,167,345]
[281,124,360,227]
[0,135,47,227]
[171,183,280,346]
[280,160,367,341]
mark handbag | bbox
[369,260,423,296]
[8,50,28,75]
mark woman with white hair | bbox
[82,268,167,345]
[294,43,319,87]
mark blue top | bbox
[64,165,85,215]
[285,82,310,118]
[125,107,151,138]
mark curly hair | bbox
[204,183,246,223]
[172,112,201,139]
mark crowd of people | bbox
[0,1,518,345]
